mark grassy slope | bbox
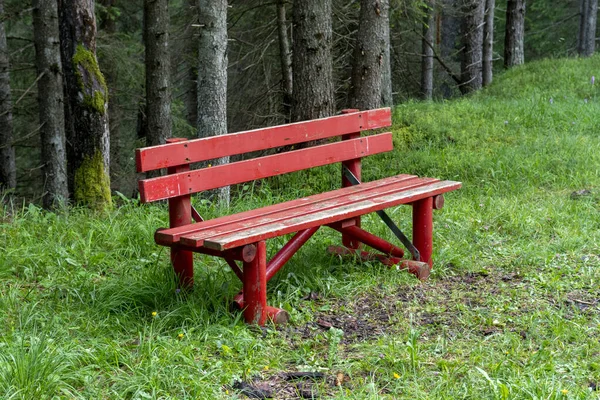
[1,56,600,399]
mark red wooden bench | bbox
[135,108,461,326]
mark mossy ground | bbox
[1,56,600,398]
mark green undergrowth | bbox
[2,56,600,398]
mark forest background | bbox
[0,0,596,207]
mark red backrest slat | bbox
[139,132,393,203]
[135,107,391,173]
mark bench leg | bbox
[412,197,433,268]
[243,241,267,325]
[168,196,194,288]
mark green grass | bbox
[2,56,600,399]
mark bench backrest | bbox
[136,108,392,203]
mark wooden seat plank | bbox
[175,176,440,248]
[155,174,417,245]
[190,180,461,251]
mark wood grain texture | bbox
[201,180,461,250]
[135,108,391,172]
[155,174,416,245]
[172,175,434,247]
[139,132,393,202]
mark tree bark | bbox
[459,0,484,94]
[59,0,112,209]
[350,0,388,110]
[197,0,229,206]
[144,0,171,150]
[292,0,334,121]
[578,0,598,56]
[381,0,392,106]
[183,0,197,127]
[482,0,495,86]
[421,0,435,100]
[33,0,68,207]
[276,0,293,121]
[0,0,15,191]
[504,0,526,68]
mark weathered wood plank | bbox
[139,133,393,202]
[176,176,439,248]
[197,180,462,250]
[155,174,417,245]
[136,108,391,172]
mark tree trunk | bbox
[504,0,526,68]
[144,0,171,150]
[276,0,293,121]
[0,0,15,191]
[350,0,388,110]
[184,0,197,127]
[292,0,334,121]
[578,0,598,56]
[59,0,112,209]
[197,0,229,206]
[459,0,484,94]
[421,0,435,100]
[33,0,68,208]
[381,0,392,106]
[482,0,495,86]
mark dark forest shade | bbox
[144,0,171,149]
[0,0,15,191]
[504,0,526,68]
[292,0,334,121]
[59,0,111,209]
[33,0,68,208]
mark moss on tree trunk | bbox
[74,151,111,209]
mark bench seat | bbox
[156,175,460,251]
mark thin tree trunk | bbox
[276,0,293,121]
[184,0,197,127]
[504,0,526,68]
[460,0,484,94]
[144,0,171,151]
[350,0,387,110]
[59,0,112,209]
[381,0,392,106]
[421,0,435,100]
[292,0,334,121]
[33,0,68,207]
[482,0,495,86]
[578,0,589,54]
[578,0,598,56]
[197,0,229,206]
[0,0,15,191]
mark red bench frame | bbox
[136,108,461,325]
